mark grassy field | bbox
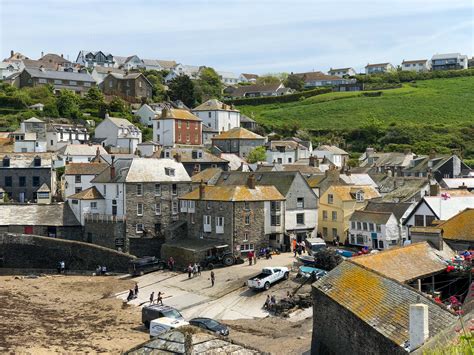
[237,77,474,130]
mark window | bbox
[178,133,181,141]
[362,222,367,231]
[240,243,254,252]
[204,215,211,224]
[243,233,249,242]
[356,191,364,202]
[244,202,250,210]
[414,214,424,227]
[136,224,144,234]
[177,121,182,128]
[245,215,250,225]
[172,184,177,195]
[69,81,77,86]
[351,221,356,230]
[271,201,281,211]
[75,175,81,183]
[84,82,91,87]
[19,176,26,187]
[296,213,305,225]
[271,215,281,226]
[332,211,337,221]
[103,184,106,195]
[2,157,10,167]
[328,194,334,204]
[425,215,436,226]
[116,185,119,197]
[332,228,338,238]
[186,121,190,129]
[54,79,62,84]
[186,133,190,142]
[32,176,40,187]
[5,176,12,187]
[90,202,97,209]
[136,184,143,196]
[165,168,175,176]
[357,222,361,230]
[38,78,47,84]
[72,199,78,205]
[155,184,161,196]
[137,203,143,216]
[376,224,381,232]
[216,216,224,227]
[322,227,328,237]
[156,122,160,129]
[288,158,292,163]
[156,134,160,142]
[369,223,374,232]
[172,201,178,215]
[296,198,304,209]
[75,187,81,193]
[208,112,211,118]
[155,202,161,215]
[322,210,328,221]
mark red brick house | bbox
[153,107,202,147]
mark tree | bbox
[81,87,105,110]
[195,67,223,102]
[247,146,266,163]
[56,90,80,118]
[256,75,281,86]
[142,69,168,102]
[284,73,305,91]
[168,75,197,107]
[109,96,128,115]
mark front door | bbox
[112,200,117,216]
[19,192,25,203]
[24,226,33,234]
[371,233,378,249]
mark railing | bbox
[84,213,126,223]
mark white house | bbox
[349,210,400,250]
[431,53,468,71]
[68,186,106,225]
[11,132,46,153]
[312,145,349,168]
[63,162,108,199]
[238,73,258,83]
[136,141,160,157]
[113,55,144,70]
[401,59,431,72]
[135,103,164,127]
[216,71,240,85]
[55,144,108,168]
[0,61,23,79]
[365,63,395,74]
[191,99,240,134]
[76,50,115,68]
[165,64,201,82]
[46,123,89,151]
[328,67,357,77]
[265,140,310,165]
[94,116,142,153]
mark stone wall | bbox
[311,286,406,355]
[129,236,163,258]
[84,219,126,251]
[233,201,268,252]
[0,233,135,272]
[0,225,82,241]
[0,167,52,201]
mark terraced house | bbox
[179,175,285,255]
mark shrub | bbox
[226,87,332,106]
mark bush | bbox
[0,95,28,109]
[226,87,332,106]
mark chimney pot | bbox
[41,51,44,58]
[10,50,14,57]
[199,180,205,199]
[429,184,440,196]
[409,304,429,350]
[247,174,256,189]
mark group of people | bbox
[56,261,66,274]
[149,291,164,305]
[127,283,139,302]
[187,263,202,278]
[292,241,306,257]
[263,291,293,311]
[96,265,107,276]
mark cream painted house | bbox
[318,184,380,243]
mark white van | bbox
[304,238,327,255]
[149,317,189,338]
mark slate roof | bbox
[0,203,80,226]
[266,140,308,152]
[350,210,393,225]
[58,144,108,157]
[314,145,348,155]
[125,158,191,183]
[64,162,108,176]
[435,208,474,241]
[402,59,428,64]
[313,261,457,347]
[365,62,392,68]
[216,171,305,196]
[68,186,104,200]
[193,99,238,112]
[360,152,414,168]
[91,158,133,183]
[351,242,455,283]
[374,176,428,202]
[180,184,285,202]
[1,153,54,168]
[211,127,264,140]
[24,68,95,82]
[162,149,228,164]
[93,66,126,75]
[219,153,250,171]
[240,114,256,123]
[419,195,474,220]
[295,71,342,82]
[364,201,413,220]
[339,173,377,188]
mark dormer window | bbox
[2,156,10,167]
[34,156,41,167]
[356,191,364,202]
[165,168,175,176]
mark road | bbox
[116,253,298,320]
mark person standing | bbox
[134,283,139,297]
[168,257,175,271]
[210,271,215,287]
[187,263,193,278]
[149,292,154,305]
[248,251,253,266]
[157,291,163,305]
[60,261,65,274]
[253,252,257,265]
[197,263,202,276]
[193,263,198,277]
[127,289,134,302]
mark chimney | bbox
[459,182,468,190]
[94,147,101,161]
[174,153,181,163]
[110,155,116,180]
[429,149,436,160]
[345,167,351,176]
[10,50,14,57]
[61,54,63,58]
[429,183,440,196]
[161,107,168,118]
[366,147,375,157]
[409,304,429,350]
[325,165,340,182]
[309,154,318,167]
[41,51,44,58]
[199,180,205,199]
[247,174,256,189]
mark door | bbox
[19,192,25,203]
[47,226,57,238]
[112,200,117,216]
[24,226,33,234]
[371,233,378,249]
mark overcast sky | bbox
[1,0,473,74]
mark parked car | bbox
[297,266,327,280]
[189,317,229,336]
[304,238,327,256]
[199,245,236,270]
[150,317,189,338]
[247,267,289,290]
[129,256,167,276]
[142,305,184,329]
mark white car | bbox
[150,317,189,338]
[247,267,289,290]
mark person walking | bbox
[60,261,66,274]
[248,251,253,266]
[197,263,202,276]
[134,283,139,297]
[168,257,175,271]
[149,292,154,305]
[210,271,215,287]
[127,289,134,302]
[157,291,164,305]
[193,263,198,277]
[187,263,193,278]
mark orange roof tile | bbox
[157,108,201,121]
[180,185,284,202]
[436,208,474,241]
[211,127,264,140]
[68,186,104,200]
[330,185,380,201]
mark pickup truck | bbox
[247,267,289,290]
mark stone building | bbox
[0,153,56,202]
[101,72,152,101]
[179,175,285,255]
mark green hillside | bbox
[238,77,474,130]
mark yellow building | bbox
[318,185,380,243]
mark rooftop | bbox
[180,184,284,202]
[351,242,455,283]
[0,203,79,226]
[193,99,238,112]
[58,144,108,157]
[190,168,223,184]
[1,153,54,168]
[65,162,108,176]
[435,208,474,241]
[329,185,381,201]
[364,201,413,220]
[211,127,264,140]
[125,158,191,183]
[350,210,393,225]
[157,108,201,122]
[68,186,104,200]
[313,261,457,347]
[314,145,348,155]
[24,68,95,82]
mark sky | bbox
[1,0,473,74]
